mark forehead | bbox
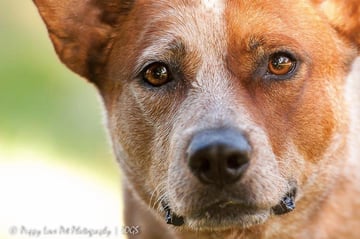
[126,0,228,69]
[201,0,225,12]
[130,0,226,41]
[128,0,322,49]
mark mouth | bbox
[161,188,297,229]
[186,201,271,229]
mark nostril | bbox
[226,152,249,169]
[189,154,215,184]
[226,154,243,169]
[198,157,210,173]
[223,152,249,184]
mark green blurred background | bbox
[0,1,123,238]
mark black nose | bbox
[187,128,251,186]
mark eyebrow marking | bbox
[135,39,187,74]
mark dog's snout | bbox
[187,128,251,186]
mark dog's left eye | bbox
[143,63,171,87]
[267,53,296,76]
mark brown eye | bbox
[268,53,296,76]
[143,63,171,86]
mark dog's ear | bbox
[33,0,132,81]
[313,0,360,51]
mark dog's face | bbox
[34,0,359,231]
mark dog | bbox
[33,0,360,238]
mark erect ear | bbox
[312,0,360,51]
[33,0,132,81]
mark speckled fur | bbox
[34,0,360,238]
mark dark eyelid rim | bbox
[267,51,297,75]
[137,60,185,91]
[134,59,163,79]
[257,49,303,81]
[139,62,172,88]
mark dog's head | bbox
[34,0,359,231]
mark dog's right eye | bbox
[142,63,171,87]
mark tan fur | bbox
[33,0,360,238]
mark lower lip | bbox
[186,204,270,229]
